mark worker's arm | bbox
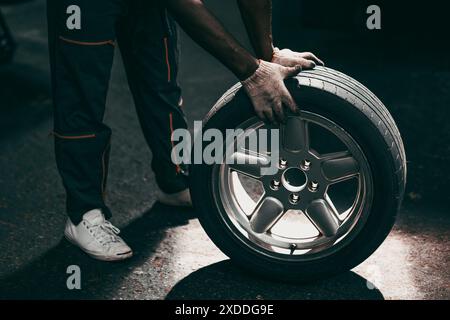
[237,0,324,68]
[237,0,274,61]
[166,0,258,81]
[166,0,301,123]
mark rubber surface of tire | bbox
[190,66,406,282]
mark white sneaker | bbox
[157,188,193,208]
[64,209,133,261]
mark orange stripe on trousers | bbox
[164,37,171,82]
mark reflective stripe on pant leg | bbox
[163,37,171,82]
[59,36,116,47]
[53,128,112,223]
[117,2,188,194]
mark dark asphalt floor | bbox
[0,0,449,300]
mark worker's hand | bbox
[241,60,301,124]
[271,47,324,70]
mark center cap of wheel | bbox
[281,167,307,193]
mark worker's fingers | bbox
[298,58,316,70]
[299,52,324,66]
[255,109,267,123]
[263,108,276,125]
[272,99,286,124]
[282,64,302,78]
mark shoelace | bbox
[91,221,121,245]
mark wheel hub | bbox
[281,167,307,193]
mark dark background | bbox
[273,0,450,204]
[0,0,448,300]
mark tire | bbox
[190,66,406,282]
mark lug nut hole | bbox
[309,181,319,192]
[301,159,311,171]
[270,179,280,190]
[279,158,288,169]
[289,193,299,204]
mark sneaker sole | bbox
[64,232,133,262]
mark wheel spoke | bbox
[305,199,340,237]
[319,151,350,161]
[250,197,285,234]
[324,194,340,218]
[228,152,270,179]
[321,153,359,183]
[282,117,309,152]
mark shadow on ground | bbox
[0,203,196,299]
[166,261,384,300]
[0,199,383,300]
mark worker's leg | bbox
[47,0,125,224]
[117,1,189,194]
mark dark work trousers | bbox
[47,0,188,224]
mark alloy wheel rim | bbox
[212,111,374,261]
